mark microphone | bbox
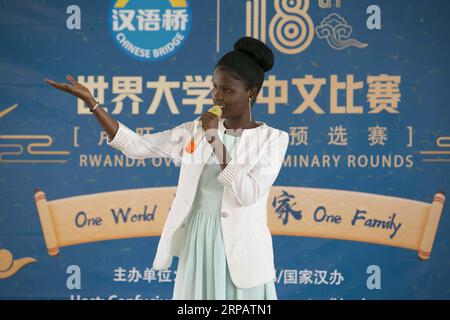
[185,105,223,153]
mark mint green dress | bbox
[172,132,278,300]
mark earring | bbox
[248,98,252,122]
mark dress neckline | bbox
[223,122,264,131]
[223,122,263,137]
[223,131,242,137]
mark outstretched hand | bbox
[44,74,96,107]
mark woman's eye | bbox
[211,85,231,93]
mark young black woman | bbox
[45,36,289,300]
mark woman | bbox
[45,36,289,300]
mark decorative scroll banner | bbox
[34,187,176,256]
[270,187,445,260]
[34,186,445,260]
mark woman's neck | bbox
[223,117,259,130]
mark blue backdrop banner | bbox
[0,0,449,300]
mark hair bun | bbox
[234,36,274,72]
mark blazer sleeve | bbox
[216,129,289,207]
[106,120,191,161]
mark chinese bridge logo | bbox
[109,0,192,62]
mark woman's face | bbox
[211,68,255,119]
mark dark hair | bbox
[215,36,274,106]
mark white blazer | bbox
[106,117,289,289]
